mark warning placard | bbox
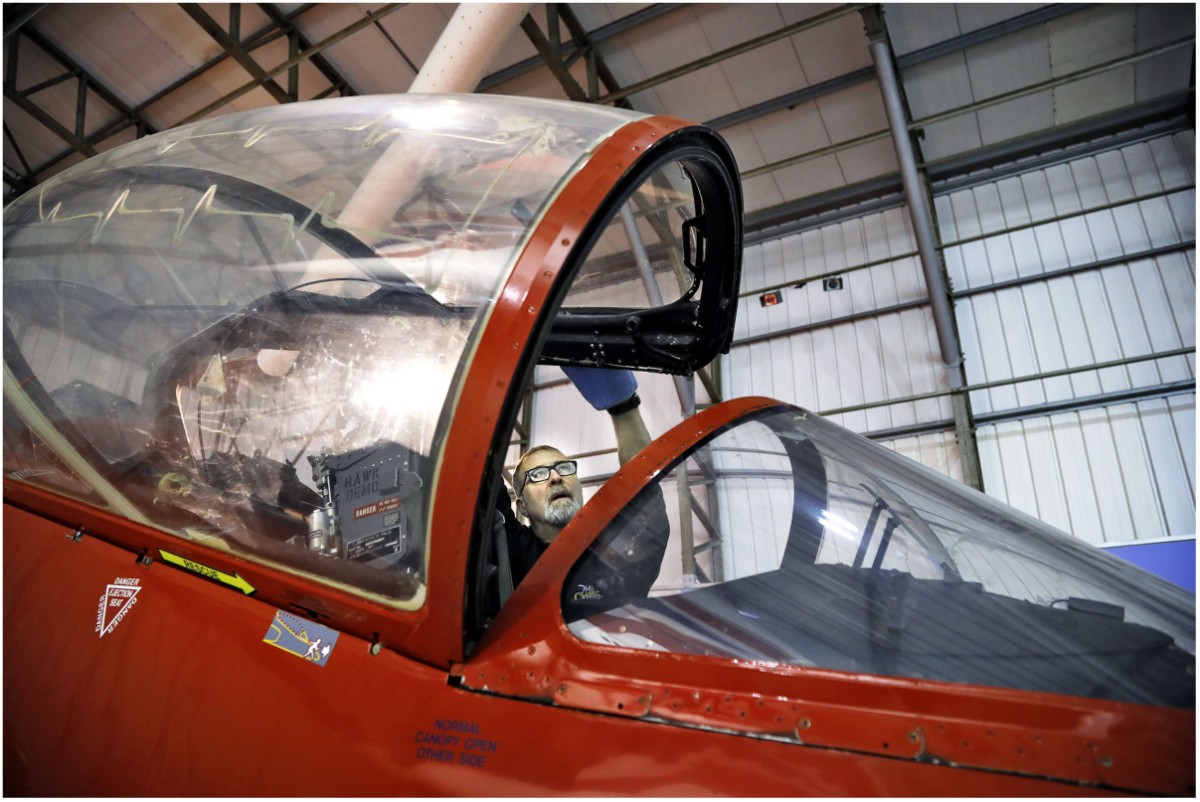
[96,578,141,638]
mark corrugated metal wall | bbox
[976,397,1195,545]
[944,132,1195,421]
[731,207,953,437]
[520,131,1194,547]
[945,131,1196,543]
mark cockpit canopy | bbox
[3,94,743,605]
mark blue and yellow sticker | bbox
[263,609,340,667]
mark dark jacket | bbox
[494,486,671,622]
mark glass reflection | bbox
[567,407,1195,707]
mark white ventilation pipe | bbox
[300,3,530,288]
[410,3,532,94]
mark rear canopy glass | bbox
[565,406,1196,708]
[3,94,645,607]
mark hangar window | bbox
[564,407,1195,708]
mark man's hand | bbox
[562,365,637,412]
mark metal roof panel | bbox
[881,3,963,56]
[788,7,876,83]
[717,38,809,109]
[964,27,1052,102]
[744,105,833,162]
[812,79,889,141]
[955,3,1048,35]
[901,55,976,120]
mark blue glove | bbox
[562,365,637,411]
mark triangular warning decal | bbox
[97,579,141,638]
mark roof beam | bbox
[741,91,1193,242]
[138,5,314,114]
[3,3,45,38]
[556,3,633,108]
[174,4,402,126]
[705,67,875,131]
[595,4,867,105]
[895,3,1093,69]
[740,52,1195,198]
[366,12,420,75]
[732,21,1195,204]
[479,3,680,91]
[180,3,294,104]
[3,24,160,187]
[258,4,358,98]
[910,34,1195,135]
[3,122,38,200]
[520,11,588,101]
[706,3,1098,133]
[4,24,162,183]
[21,26,152,132]
[925,92,1194,192]
[5,4,361,186]
[2,84,97,158]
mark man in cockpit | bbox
[494,367,667,608]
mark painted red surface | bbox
[6,395,1193,795]
[4,501,1156,796]
[4,113,1193,797]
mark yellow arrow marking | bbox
[158,549,256,595]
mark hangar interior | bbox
[3,2,1195,584]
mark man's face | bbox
[516,448,583,540]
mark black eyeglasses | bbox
[517,460,577,495]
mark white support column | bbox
[410,4,532,94]
[304,3,532,284]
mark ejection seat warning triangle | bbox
[96,578,141,637]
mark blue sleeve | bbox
[561,365,637,411]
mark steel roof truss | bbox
[258,4,357,98]
[174,4,401,127]
[180,3,296,104]
[2,24,160,188]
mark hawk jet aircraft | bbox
[3,93,1193,796]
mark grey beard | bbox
[543,496,581,526]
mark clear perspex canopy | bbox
[564,405,1195,707]
[3,94,647,606]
